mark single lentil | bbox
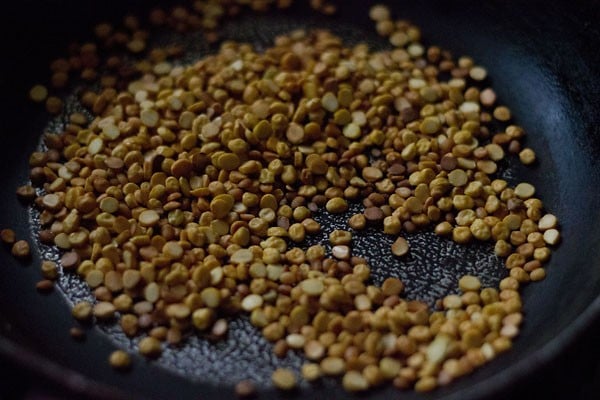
[272,368,297,390]
[11,240,30,259]
[109,350,132,370]
[235,380,256,398]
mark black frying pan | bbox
[1,0,599,399]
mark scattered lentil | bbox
[235,380,256,398]
[11,240,30,259]
[1,229,16,245]
[109,350,132,370]
[36,279,54,292]
[12,2,563,396]
[519,148,536,165]
[70,327,86,341]
[29,85,48,103]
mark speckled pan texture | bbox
[0,1,599,400]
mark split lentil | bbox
[109,350,132,370]
[70,327,86,341]
[271,368,297,390]
[10,0,563,396]
[11,240,30,259]
[235,380,256,398]
[36,279,54,292]
[0,229,16,245]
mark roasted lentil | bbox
[11,1,563,396]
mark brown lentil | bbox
[13,2,562,396]
[36,279,54,292]
[1,229,16,245]
[235,380,256,398]
[69,327,86,341]
[349,214,366,230]
[16,185,36,202]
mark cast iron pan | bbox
[1,0,599,399]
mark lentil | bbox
[272,368,296,390]
[326,197,348,213]
[11,240,30,259]
[1,229,16,245]
[459,275,481,292]
[109,350,132,370]
[514,183,535,199]
[70,327,86,341]
[342,370,369,392]
[391,237,409,256]
[538,214,557,231]
[519,148,536,165]
[349,214,367,230]
[139,210,160,227]
[235,380,256,398]
[72,301,93,321]
[138,336,162,357]
[301,363,322,381]
[29,85,48,103]
[543,229,560,246]
[41,260,59,280]
[36,279,54,292]
[13,2,563,395]
[94,301,116,319]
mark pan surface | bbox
[0,0,599,399]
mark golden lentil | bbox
[109,350,132,370]
[301,363,322,381]
[138,336,162,358]
[29,85,48,103]
[326,197,348,213]
[271,368,297,390]
[11,240,30,259]
[235,380,256,398]
[13,2,563,396]
[519,148,536,165]
[72,301,93,321]
[69,327,86,341]
[391,237,409,256]
[342,370,369,392]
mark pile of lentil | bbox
[8,0,562,395]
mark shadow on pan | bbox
[0,0,599,399]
